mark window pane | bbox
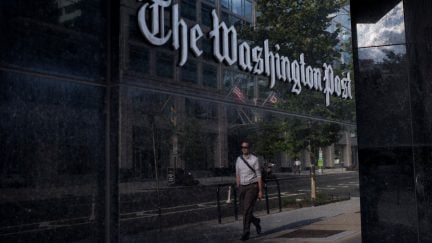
[186,98,217,120]
[181,0,196,21]
[244,0,253,22]
[180,60,198,84]
[156,52,174,78]
[258,78,270,99]
[223,69,253,102]
[0,1,105,82]
[202,64,218,88]
[201,4,213,27]
[128,15,141,40]
[0,71,105,242]
[221,11,230,25]
[127,45,150,75]
[232,0,242,15]
[202,38,213,60]
[230,15,242,27]
[221,0,230,10]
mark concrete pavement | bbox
[123,197,361,243]
[251,198,362,243]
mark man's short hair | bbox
[240,141,251,147]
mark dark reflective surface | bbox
[355,0,432,242]
[117,87,357,238]
[116,0,357,240]
[356,45,410,147]
[404,0,432,242]
[120,0,355,124]
[0,71,105,242]
[0,1,106,82]
[355,2,415,242]
[358,147,417,242]
[0,0,360,241]
[0,0,107,241]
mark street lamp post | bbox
[308,121,317,203]
[310,147,317,203]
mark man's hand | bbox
[258,190,263,200]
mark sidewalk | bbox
[123,197,361,243]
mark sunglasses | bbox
[241,146,249,149]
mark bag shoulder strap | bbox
[239,156,256,174]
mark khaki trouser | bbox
[239,182,259,234]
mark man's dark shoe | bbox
[254,218,261,234]
[240,232,250,241]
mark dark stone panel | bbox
[404,0,432,146]
[413,146,432,242]
[0,0,106,82]
[351,0,401,23]
[0,70,106,242]
[403,1,432,241]
[108,86,121,243]
[355,46,411,148]
[358,147,417,243]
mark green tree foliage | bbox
[242,0,345,63]
[241,0,351,162]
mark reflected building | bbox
[117,0,357,180]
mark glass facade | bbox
[0,1,106,242]
[0,0,358,241]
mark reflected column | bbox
[404,1,432,242]
[216,104,229,168]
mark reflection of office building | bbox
[119,0,258,178]
[118,0,357,178]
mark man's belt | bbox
[241,182,258,187]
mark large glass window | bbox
[232,0,242,15]
[0,72,105,242]
[0,1,105,82]
[244,0,253,22]
[221,0,230,10]
[201,3,213,27]
[127,45,150,75]
[181,0,196,21]
[156,52,174,78]
[0,0,360,241]
[223,69,254,102]
[202,63,218,88]
[0,1,106,242]
[117,87,358,239]
[180,59,198,84]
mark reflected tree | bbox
[178,119,208,170]
[239,0,351,164]
[248,117,341,164]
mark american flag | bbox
[232,85,246,103]
[269,92,278,103]
[262,91,278,105]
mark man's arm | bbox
[257,176,263,200]
[235,158,240,188]
[254,157,263,200]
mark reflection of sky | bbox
[327,4,352,64]
[357,2,405,61]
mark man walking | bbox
[236,141,263,241]
[294,158,302,175]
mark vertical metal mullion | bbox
[105,0,120,242]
